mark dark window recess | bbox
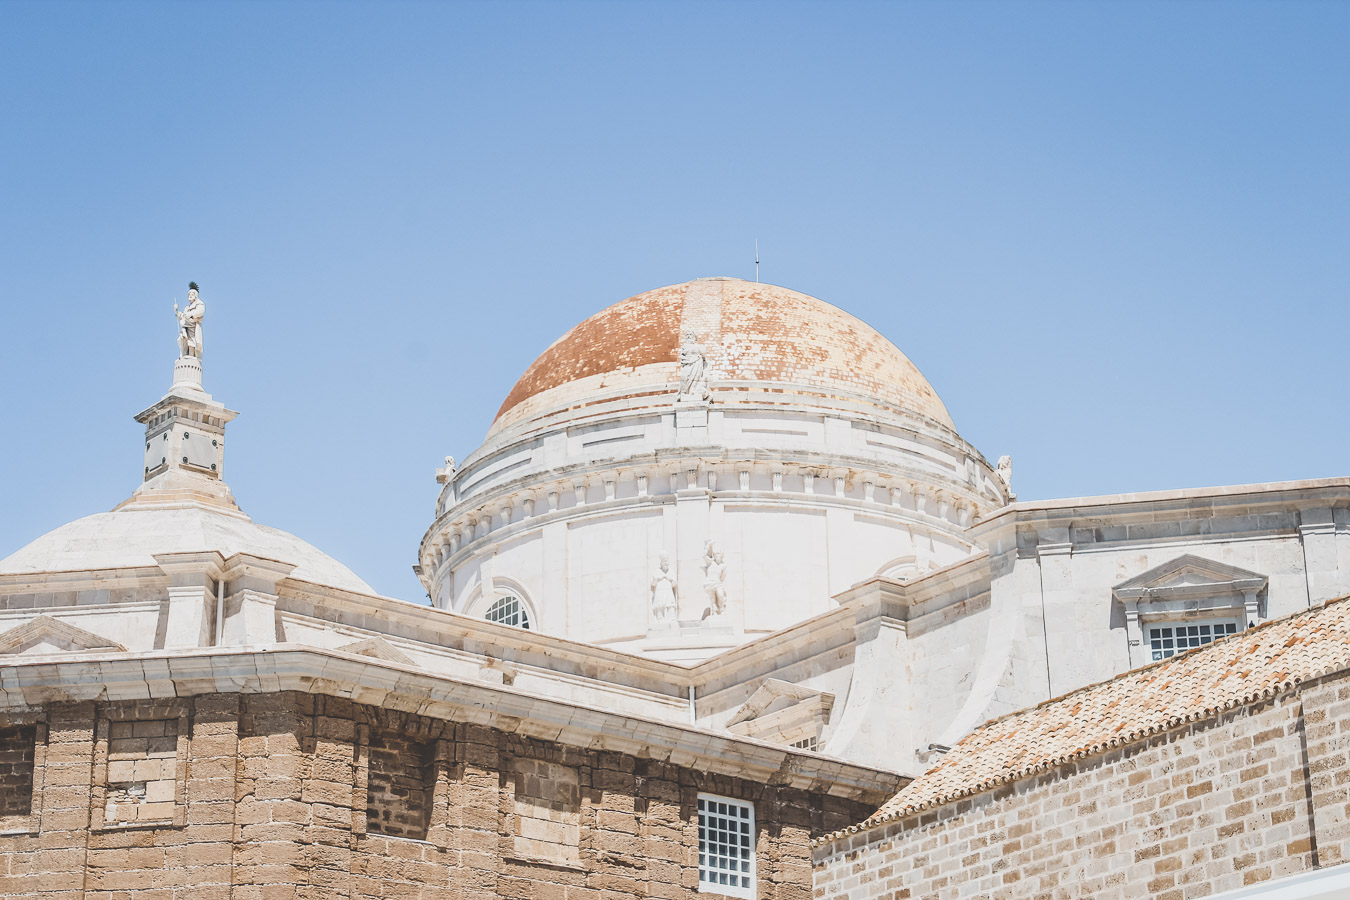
[366,732,434,840]
[0,725,35,820]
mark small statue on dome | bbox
[650,553,678,628]
[174,282,206,359]
[996,455,1013,493]
[678,332,711,403]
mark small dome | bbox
[491,277,954,436]
[0,503,373,594]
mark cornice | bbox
[973,478,1350,529]
[421,452,998,592]
[0,645,904,803]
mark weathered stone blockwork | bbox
[0,724,35,826]
[0,691,871,900]
[814,673,1350,899]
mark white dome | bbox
[0,502,373,595]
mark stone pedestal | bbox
[172,356,204,392]
[673,401,709,443]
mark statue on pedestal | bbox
[678,333,710,403]
[650,553,678,628]
[702,541,728,617]
[174,282,206,359]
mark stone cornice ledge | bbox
[0,645,904,803]
[971,477,1350,535]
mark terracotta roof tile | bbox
[828,595,1350,842]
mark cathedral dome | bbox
[490,277,955,438]
[0,502,374,594]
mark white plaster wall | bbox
[905,596,992,753]
[567,512,661,642]
[0,605,161,652]
[723,506,830,632]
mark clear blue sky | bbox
[1,1,1346,602]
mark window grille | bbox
[698,794,755,897]
[788,735,818,751]
[485,595,530,629]
[1148,620,1238,661]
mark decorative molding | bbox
[0,615,126,655]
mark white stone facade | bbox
[1,275,1348,786]
[417,278,1009,661]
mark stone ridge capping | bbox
[276,576,697,689]
[813,592,1350,846]
[0,644,906,803]
[971,476,1350,531]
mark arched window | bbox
[484,594,531,629]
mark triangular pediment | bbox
[725,679,835,749]
[336,636,415,666]
[0,615,126,655]
[1114,555,1267,599]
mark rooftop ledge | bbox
[0,643,905,804]
[974,476,1350,528]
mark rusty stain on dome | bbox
[491,278,955,435]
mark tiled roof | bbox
[828,595,1350,843]
[490,277,954,435]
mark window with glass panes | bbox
[697,793,755,897]
[484,595,530,629]
[1148,619,1239,661]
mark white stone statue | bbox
[650,553,678,627]
[702,541,728,616]
[174,282,206,359]
[996,455,1013,492]
[436,456,457,484]
[678,332,711,403]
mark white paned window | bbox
[485,594,530,629]
[698,793,755,897]
[1148,619,1239,661]
[788,735,819,751]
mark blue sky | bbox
[1,1,1346,601]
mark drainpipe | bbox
[214,576,225,646]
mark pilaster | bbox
[153,550,226,649]
[219,553,296,647]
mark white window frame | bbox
[1146,617,1241,662]
[484,594,531,629]
[1112,556,1266,667]
[697,792,755,898]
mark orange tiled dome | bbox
[490,277,954,435]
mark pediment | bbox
[728,679,830,727]
[0,615,126,655]
[1114,555,1267,600]
[726,678,834,747]
[335,636,414,666]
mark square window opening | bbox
[697,792,755,898]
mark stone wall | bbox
[0,724,34,827]
[813,673,1350,899]
[0,691,873,900]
